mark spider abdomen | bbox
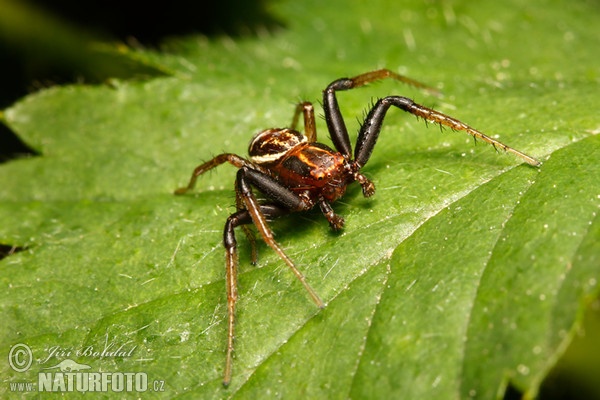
[248,128,307,165]
[273,142,350,202]
[248,128,350,202]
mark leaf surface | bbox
[1,0,599,398]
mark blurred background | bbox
[0,0,280,160]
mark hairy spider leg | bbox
[323,69,540,168]
[173,153,259,195]
[290,101,317,142]
[235,188,259,265]
[318,200,345,230]
[222,203,289,387]
[350,68,441,96]
[174,153,263,257]
[175,157,325,386]
[353,96,541,168]
[322,68,438,159]
[235,167,323,309]
[223,168,323,384]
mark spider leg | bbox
[323,69,438,159]
[221,168,323,386]
[235,189,259,265]
[175,153,267,262]
[222,204,289,386]
[345,69,440,95]
[318,199,345,230]
[235,168,323,306]
[353,96,540,168]
[290,101,317,142]
[174,153,260,195]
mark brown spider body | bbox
[250,128,351,204]
[175,69,540,386]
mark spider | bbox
[174,69,540,386]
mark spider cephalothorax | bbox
[174,69,539,386]
[249,127,359,215]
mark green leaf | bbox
[1,0,599,398]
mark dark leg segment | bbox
[323,69,539,167]
[318,199,345,230]
[222,205,289,386]
[240,167,314,211]
[234,168,323,308]
[354,96,541,168]
[220,168,324,385]
[323,78,355,158]
[323,69,438,160]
